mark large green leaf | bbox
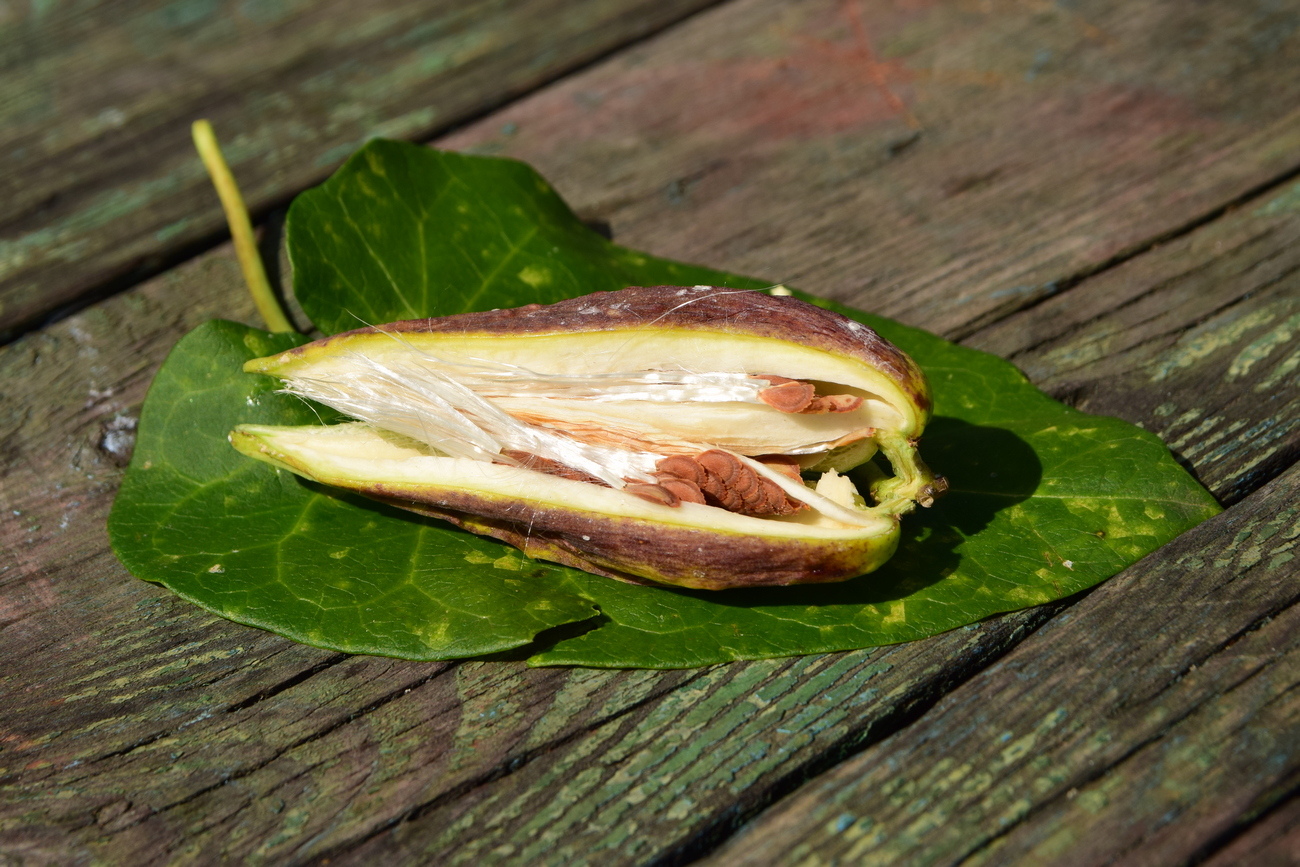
[108,321,600,658]
[109,141,1220,668]
[287,142,756,332]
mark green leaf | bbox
[108,320,599,659]
[287,140,762,334]
[110,140,1221,668]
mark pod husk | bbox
[233,287,937,590]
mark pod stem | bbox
[872,430,949,515]
[191,119,295,334]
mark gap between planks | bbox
[946,157,1300,345]
[649,174,1300,864]
[0,0,736,350]
[692,460,1300,866]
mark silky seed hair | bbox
[274,340,878,520]
[276,351,665,488]
[277,343,792,476]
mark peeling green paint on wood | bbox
[2,0,1298,862]
[0,0,723,338]
[708,464,1300,866]
[971,186,1300,506]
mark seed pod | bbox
[230,286,943,590]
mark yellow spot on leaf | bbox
[518,265,550,288]
[493,554,523,571]
[880,600,906,627]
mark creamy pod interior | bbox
[231,286,945,590]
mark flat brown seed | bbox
[698,449,743,484]
[802,394,865,414]
[659,477,706,505]
[625,483,680,507]
[656,454,707,485]
[758,380,816,413]
[760,478,797,515]
[688,449,803,516]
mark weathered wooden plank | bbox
[109,621,1065,863]
[438,0,1300,342]
[0,0,722,338]
[704,459,1300,866]
[4,0,1298,861]
[0,249,697,861]
[325,615,1054,866]
[1201,794,1300,867]
[969,178,1300,505]
[298,193,1300,864]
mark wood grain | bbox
[2,0,1298,862]
[294,153,1300,867]
[440,0,1300,341]
[0,0,721,338]
[0,244,1046,863]
[1201,794,1300,867]
[969,177,1300,505]
[704,460,1300,866]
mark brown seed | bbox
[501,450,608,485]
[702,450,795,516]
[697,449,743,485]
[803,394,865,414]
[656,454,707,486]
[755,373,864,415]
[659,477,706,505]
[654,450,805,517]
[758,379,816,413]
[624,483,679,507]
[759,478,791,514]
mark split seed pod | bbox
[231,286,945,590]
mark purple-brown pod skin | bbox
[236,286,938,590]
[360,482,897,592]
[268,286,932,421]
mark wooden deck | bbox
[2,0,1297,863]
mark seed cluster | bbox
[497,374,866,517]
[627,451,804,516]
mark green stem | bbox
[191,119,295,334]
[871,430,949,515]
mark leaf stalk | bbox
[191,119,295,333]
